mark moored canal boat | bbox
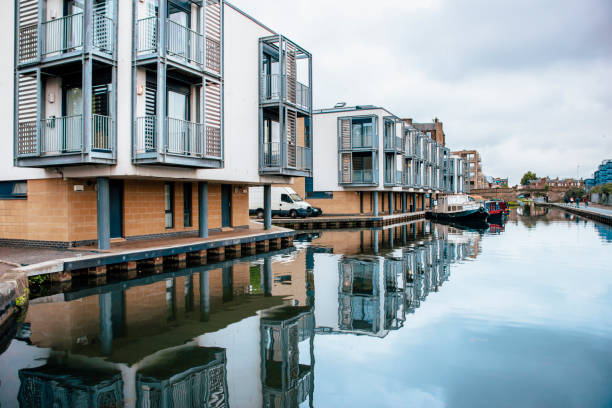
[485,200,508,223]
[426,194,489,223]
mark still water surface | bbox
[0,208,611,408]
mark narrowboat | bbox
[426,194,489,223]
[484,200,507,223]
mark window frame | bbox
[164,182,175,229]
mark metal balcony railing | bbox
[92,114,113,151]
[42,13,83,56]
[166,19,202,65]
[262,142,281,167]
[135,116,157,153]
[40,115,83,154]
[261,74,311,110]
[351,133,374,149]
[295,146,312,171]
[92,13,114,55]
[137,17,157,54]
[296,81,311,110]
[352,169,374,184]
[167,117,204,156]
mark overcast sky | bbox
[231,0,612,185]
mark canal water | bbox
[0,208,610,408]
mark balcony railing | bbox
[40,115,83,154]
[92,13,114,55]
[295,146,312,171]
[92,114,113,151]
[42,13,83,56]
[262,142,311,171]
[167,117,204,156]
[352,169,375,184]
[351,133,374,149]
[137,17,157,54]
[166,19,202,65]
[260,74,311,110]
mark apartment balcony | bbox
[136,16,220,76]
[339,169,378,186]
[15,114,114,166]
[133,116,222,168]
[384,135,403,152]
[260,74,311,112]
[260,142,312,177]
[18,9,116,67]
[384,169,404,187]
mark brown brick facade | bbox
[0,179,251,245]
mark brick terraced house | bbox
[1,0,312,249]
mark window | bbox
[281,194,293,203]
[165,182,174,228]
[183,182,192,227]
[305,177,332,199]
[351,118,374,148]
[0,181,27,199]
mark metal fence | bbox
[167,117,204,156]
[40,115,83,154]
[92,114,112,151]
[166,19,202,65]
[42,13,83,56]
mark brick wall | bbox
[0,179,252,244]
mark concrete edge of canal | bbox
[0,262,29,350]
[539,203,612,225]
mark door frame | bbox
[109,179,124,239]
[221,184,232,228]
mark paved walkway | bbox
[0,248,96,267]
[554,203,612,217]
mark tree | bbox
[521,171,537,186]
[564,187,585,200]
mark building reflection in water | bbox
[3,222,481,407]
[315,222,479,338]
[260,305,315,408]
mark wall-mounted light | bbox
[48,92,55,103]
[137,85,144,95]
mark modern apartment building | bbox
[585,159,612,191]
[452,149,485,189]
[291,106,453,215]
[1,0,312,249]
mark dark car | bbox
[310,207,323,217]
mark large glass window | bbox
[0,181,27,199]
[351,118,373,148]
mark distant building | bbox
[526,177,583,189]
[585,160,612,191]
[409,117,446,147]
[486,177,508,188]
[451,150,486,189]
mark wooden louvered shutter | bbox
[18,0,38,63]
[286,108,297,167]
[285,41,297,104]
[205,0,221,74]
[17,72,38,156]
[339,118,351,149]
[341,153,352,183]
[205,80,221,158]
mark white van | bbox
[249,187,313,218]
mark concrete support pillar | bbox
[199,271,210,322]
[389,192,394,215]
[264,184,272,230]
[373,191,379,216]
[97,177,110,250]
[198,182,208,238]
[402,193,407,213]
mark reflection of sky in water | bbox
[313,217,612,408]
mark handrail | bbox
[167,117,204,156]
[137,17,158,54]
[40,115,83,154]
[166,19,202,65]
[92,114,112,151]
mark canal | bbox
[0,208,610,407]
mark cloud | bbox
[230,0,612,184]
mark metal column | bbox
[389,192,394,215]
[413,193,417,212]
[373,230,379,254]
[99,292,113,356]
[402,193,407,213]
[422,194,426,211]
[97,177,110,250]
[263,257,272,296]
[373,191,379,216]
[198,182,208,238]
[264,184,272,229]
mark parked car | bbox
[310,207,323,217]
[249,187,313,218]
